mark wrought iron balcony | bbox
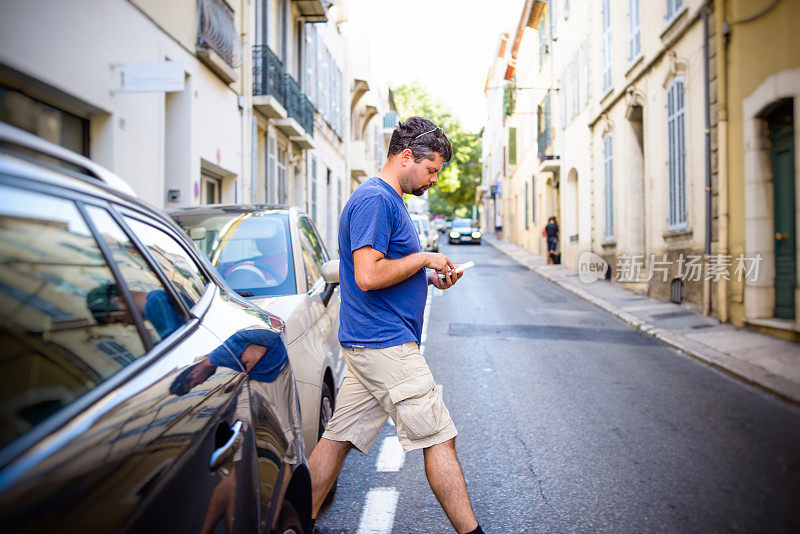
[283,73,314,137]
[253,45,285,104]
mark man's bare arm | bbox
[353,246,455,291]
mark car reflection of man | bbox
[169,328,303,534]
[308,117,484,534]
[87,283,189,339]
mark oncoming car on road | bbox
[0,122,313,533]
[448,218,482,245]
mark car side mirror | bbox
[321,259,340,284]
[189,226,207,240]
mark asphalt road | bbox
[315,239,800,533]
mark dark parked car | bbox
[448,218,482,245]
[0,122,312,533]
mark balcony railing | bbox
[253,45,285,103]
[284,74,314,136]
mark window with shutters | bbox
[304,24,317,107]
[310,154,318,221]
[508,127,517,166]
[267,134,277,202]
[666,0,683,23]
[277,144,287,204]
[531,176,536,223]
[602,0,612,93]
[525,181,530,229]
[581,37,589,107]
[667,77,687,229]
[603,133,614,240]
[629,0,641,62]
[549,0,558,40]
[539,19,546,71]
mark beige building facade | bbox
[0,0,249,209]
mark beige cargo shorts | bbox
[322,341,457,453]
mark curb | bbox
[483,237,800,405]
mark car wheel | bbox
[318,382,338,506]
[275,500,303,534]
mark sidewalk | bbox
[483,234,800,405]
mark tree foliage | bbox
[392,82,482,217]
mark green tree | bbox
[392,82,482,217]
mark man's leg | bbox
[309,438,353,518]
[423,438,478,534]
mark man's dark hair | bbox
[387,116,452,163]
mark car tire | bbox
[318,381,338,506]
[275,500,304,534]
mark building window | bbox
[629,0,641,62]
[666,0,683,22]
[539,19,546,71]
[525,181,530,229]
[277,144,287,204]
[201,169,222,204]
[667,77,687,229]
[508,127,517,166]
[602,0,612,93]
[581,37,590,107]
[0,86,88,156]
[267,134,277,202]
[531,176,536,224]
[549,0,558,40]
[310,154,318,221]
[603,133,614,239]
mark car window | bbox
[122,216,209,305]
[176,212,297,297]
[0,187,147,450]
[297,217,328,289]
[85,206,186,345]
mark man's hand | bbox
[428,268,462,289]
[423,252,456,275]
[424,253,461,289]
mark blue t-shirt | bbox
[338,177,427,348]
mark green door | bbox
[769,101,796,319]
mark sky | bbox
[346,0,526,133]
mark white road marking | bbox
[376,436,405,472]
[356,487,400,534]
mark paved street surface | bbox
[315,240,800,533]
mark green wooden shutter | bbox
[509,127,517,166]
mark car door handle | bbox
[209,420,243,471]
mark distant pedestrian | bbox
[545,216,559,264]
[308,116,485,534]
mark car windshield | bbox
[452,220,473,231]
[172,211,297,297]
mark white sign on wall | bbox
[112,61,184,93]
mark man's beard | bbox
[410,186,426,196]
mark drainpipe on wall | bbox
[703,6,712,315]
[716,0,730,323]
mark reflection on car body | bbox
[170,206,347,459]
[0,122,312,533]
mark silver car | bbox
[410,213,439,252]
[169,206,346,455]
